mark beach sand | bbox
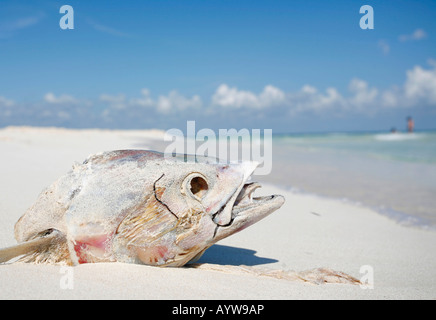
[0,127,435,299]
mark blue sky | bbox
[0,0,435,132]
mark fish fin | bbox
[0,229,72,265]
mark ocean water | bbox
[275,131,436,165]
[266,131,436,229]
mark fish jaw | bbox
[211,161,259,226]
[212,188,285,242]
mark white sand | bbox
[0,126,435,299]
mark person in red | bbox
[407,116,414,133]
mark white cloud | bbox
[319,88,345,110]
[348,78,378,110]
[404,65,436,104]
[212,84,258,108]
[129,89,154,107]
[44,92,78,104]
[259,85,286,107]
[101,89,203,115]
[211,81,380,114]
[212,84,285,108]
[157,91,202,114]
[210,63,436,115]
[375,63,436,109]
[399,28,427,42]
[301,85,317,95]
[212,82,349,114]
[51,63,436,121]
[3,63,436,128]
[291,86,346,114]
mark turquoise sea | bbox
[267,131,436,229]
[274,131,436,164]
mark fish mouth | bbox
[212,181,285,241]
[233,182,265,213]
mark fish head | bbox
[114,153,285,266]
[9,150,284,266]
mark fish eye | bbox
[187,175,209,199]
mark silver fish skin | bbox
[4,150,284,266]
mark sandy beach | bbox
[1,126,435,299]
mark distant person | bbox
[390,127,397,133]
[407,117,414,133]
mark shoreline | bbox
[268,137,436,230]
[270,184,435,232]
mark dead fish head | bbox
[112,152,284,266]
[8,150,285,267]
